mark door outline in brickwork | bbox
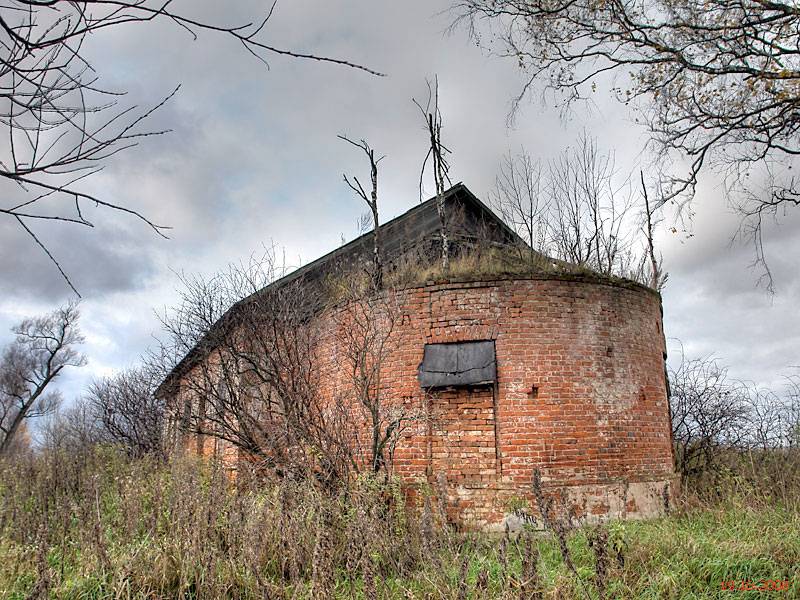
[420,340,503,519]
[424,384,501,506]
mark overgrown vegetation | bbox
[669,351,800,498]
[2,175,797,597]
[385,244,629,291]
[0,448,797,599]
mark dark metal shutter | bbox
[418,340,496,388]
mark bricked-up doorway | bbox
[420,341,501,521]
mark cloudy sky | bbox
[1,0,798,405]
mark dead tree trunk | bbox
[339,135,384,289]
[429,113,450,274]
[415,77,452,274]
[640,171,666,290]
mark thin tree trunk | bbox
[429,113,449,273]
[0,368,59,456]
[370,157,382,289]
[641,171,661,289]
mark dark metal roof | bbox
[156,183,523,397]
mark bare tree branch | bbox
[1,1,382,292]
[0,300,85,456]
[414,76,452,273]
[640,171,667,290]
[338,134,385,290]
[455,0,800,290]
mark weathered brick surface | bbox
[177,275,676,529]
[316,276,676,528]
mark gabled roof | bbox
[156,183,523,396]
[245,182,521,291]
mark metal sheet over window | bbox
[418,340,496,388]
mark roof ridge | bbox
[156,183,520,395]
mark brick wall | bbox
[317,275,677,529]
[174,274,677,529]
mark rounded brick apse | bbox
[318,274,678,530]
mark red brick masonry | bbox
[320,275,677,529]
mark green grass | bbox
[1,451,798,599]
[2,500,797,599]
[373,504,799,599]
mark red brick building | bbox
[159,185,677,529]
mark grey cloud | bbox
[661,179,800,387]
[0,215,160,302]
[0,0,798,402]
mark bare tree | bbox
[741,385,786,452]
[155,253,359,484]
[0,301,84,456]
[38,398,105,453]
[639,172,667,291]
[489,149,548,264]
[744,377,800,499]
[492,134,643,280]
[547,134,635,275]
[339,135,385,290]
[155,250,418,483]
[455,0,800,289]
[330,282,417,475]
[88,366,165,457]
[667,345,800,496]
[0,1,382,294]
[668,350,749,481]
[415,76,452,273]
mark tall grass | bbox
[1,448,798,599]
[0,448,421,599]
